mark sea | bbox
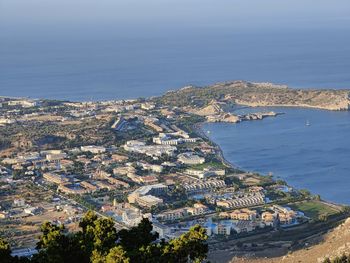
[1,0,350,203]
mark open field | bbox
[289,201,339,219]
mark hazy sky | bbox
[1,0,350,37]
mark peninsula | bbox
[156,81,350,111]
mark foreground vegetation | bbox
[0,211,208,263]
[324,254,350,263]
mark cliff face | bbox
[158,81,350,111]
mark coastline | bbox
[194,118,348,204]
[193,122,236,169]
[192,122,350,262]
[2,92,350,258]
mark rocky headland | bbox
[157,81,350,111]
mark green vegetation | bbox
[1,211,208,263]
[323,254,350,263]
[0,238,12,261]
[289,201,339,220]
[190,161,226,170]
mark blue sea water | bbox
[1,0,350,203]
[203,108,350,204]
[1,0,350,100]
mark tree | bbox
[118,218,158,252]
[0,237,12,263]
[299,189,311,198]
[34,222,86,263]
[90,249,105,263]
[106,246,130,263]
[163,225,208,263]
[1,211,208,263]
[89,217,118,254]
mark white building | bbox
[185,167,225,179]
[152,222,171,239]
[80,145,106,154]
[13,199,26,207]
[124,141,176,157]
[8,99,39,108]
[121,207,152,227]
[183,180,226,192]
[128,183,167,207]
[178,152,205,165]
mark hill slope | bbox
[233,217,350,263]
[156,81,350,111]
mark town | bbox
[0,96,345,259]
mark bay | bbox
[203,107,350,204]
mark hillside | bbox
[156,81,350,111]
[232,217,350,263]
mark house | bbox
[141,103,155,110]
[80,145,106,154]
[24,207,41,216]
[127,184,167,207]
[152,222,171,239]
[214,222,232,235]
[124,141,176,157]
[216,193,265,209]
[134,195,163,208]
[13,199,25,207]
[261,211,278,226]
[111,154,128,162]
[43,173,69,185]
[231,220,259,233]
[122,208,152,227]
[8,99,39,108]
[223,208,258,221]
[156,208,187,221]
[185,167,225,179]
[272,205,297,225]
[187,203,209,215]
[0,211,9,219]
[177,152,205,165]
[57,184,88,195]
[183,179,226,192]
[137,175,159,185]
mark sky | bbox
[1,0,350,37]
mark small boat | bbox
[306,120,311,126]
[207,130,211,134]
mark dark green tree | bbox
[163,225,208,263]
[105,246,130,263]
[1,211,208,263]
[0,237,12,263]
[118,218,158,251]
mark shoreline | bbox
[192,122,349,262]
[193,122,237,169]
[196,121,348,204]
[192,119,347,208]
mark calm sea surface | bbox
[203,108,350,204]
[1,0,350,203]
[1,0,350,101]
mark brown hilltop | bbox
[157,81,350,111]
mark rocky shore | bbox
[206,111,281,123]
